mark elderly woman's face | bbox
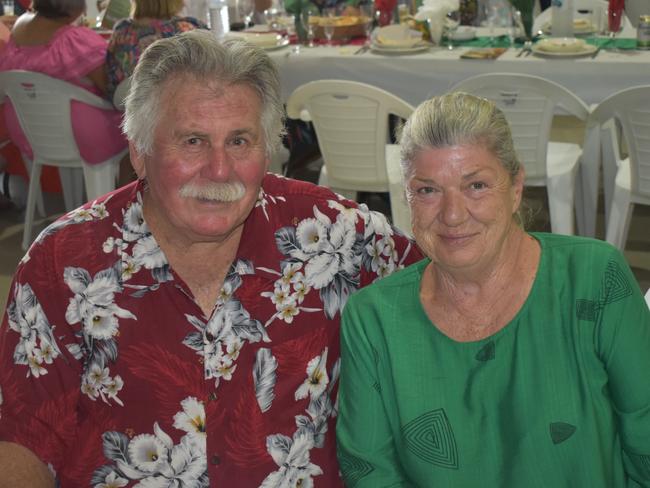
[408,144,523,275]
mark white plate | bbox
[541,20,596,35]
[262,38,290,50]
[531,42,597,57]
[370,43,430,54]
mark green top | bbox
[337,232,650,487]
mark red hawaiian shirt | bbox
[0,174,421,487]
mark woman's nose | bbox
[440,190,467,226]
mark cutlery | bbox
[354,45,370,55]
[517,40,532,57]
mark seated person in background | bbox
[0,30,421,487]
[106,0,207,102]
[0,0,127,182]
[337,92,650,487]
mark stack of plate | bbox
[371,24,429,54]
[225,31,289,50]
[531,37,597,57]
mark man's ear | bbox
[129,142,146,180]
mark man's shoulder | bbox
[26,184,135,260]
[262,173,342,203]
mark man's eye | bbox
[231,136,248,147]
[187,137,202,146]
[470,181,487,190]
[416,186,435,194]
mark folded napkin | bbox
[374,24,423,47]
[226,31,283,47]
[415,0,460,44]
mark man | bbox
[0,30,420,486]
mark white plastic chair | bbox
[112,76,131,110]
[0,70,127,250]
[286,80,414,234]
[645,288,650,309]
[585,85,650,250]
[451,73,590,235]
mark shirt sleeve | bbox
[595,248,650,484]
[0,241,84,473]
[337,293,415,487]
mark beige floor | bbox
[1,116,649,314]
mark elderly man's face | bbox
[130,76,270,246]
[408,144,523,276]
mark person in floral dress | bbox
[106,0,207,102]
[0,30,421,487]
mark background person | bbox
[337,92,650,487]
[0,0,127,186]
[106,0,208,102]
[0,30,421,487]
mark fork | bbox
[516,40,532,57]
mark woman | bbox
[337,92,650,487]
[0,0,127,192]
[106,0,207,101]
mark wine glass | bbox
[279,14,300,54]
[360,3,375,46]
[445,9,460,50]
[300,5,318,47]
[323,7,336,46]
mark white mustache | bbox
[178,181,246,202]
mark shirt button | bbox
[210,454,221,465]
[208,392,217,402]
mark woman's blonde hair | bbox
[132,0,184,19]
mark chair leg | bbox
[82,153,123,201]
[22,162,43,250]
[546,176,575,236]
[58,167,85,211]
[605,184,633,250]
[22,155,46,217]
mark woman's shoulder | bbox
[171,16,209,29]
[533,232,619,256]
[349,258,429,306]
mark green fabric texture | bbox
[451,36,639,49]
[337,232,650,487]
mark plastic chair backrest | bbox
[286,80,414,191]
[588,85,650,197]
[0,70,115,165]
[452,73,589,182]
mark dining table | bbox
[267,27,650,237]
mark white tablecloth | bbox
[269,33,650,237]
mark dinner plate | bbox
[370,43,430,54]
[262,38,290,50]
[531,42,597,57]
[541,20,596,35]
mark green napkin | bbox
[453,36,513,48]
[585,37,638,50]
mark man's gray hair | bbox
[122,30,285,157]
[398,92,521,182]
[33,0,84,18]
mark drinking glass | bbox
[323,7,336,45]
[445,10,460,49]
[264,7,281,29]
[360,3,375,46]
[300,5,318,47]
[607,4,624,37]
